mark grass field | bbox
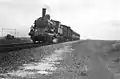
[0,37,31,45]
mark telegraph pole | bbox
[1,28,17,37]
[15,29,16,37]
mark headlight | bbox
[35,29,37,32]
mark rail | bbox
[0,43,48,53]
[0,40,80,53]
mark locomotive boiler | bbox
[28,8,80,44]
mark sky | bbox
[0,0,120,40]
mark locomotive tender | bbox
[28,8,80,43]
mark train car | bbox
[61,25,80,41]
[28,8,80,44]
[72,30,80,40]
[61,25,72,41]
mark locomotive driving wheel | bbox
[33,40,37,43]
[52,37,58,43]
[31,36,37,44]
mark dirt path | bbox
[71,40,115,79]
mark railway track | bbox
[0,40,79,53]
[0,42,50,53]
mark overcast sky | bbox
[0,0,120,40]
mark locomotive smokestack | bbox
[42,8,46,17]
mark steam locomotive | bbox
[28,8,80,44]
